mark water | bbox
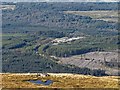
[28,80,53,85]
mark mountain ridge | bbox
[1,0,119,2]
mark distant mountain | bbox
[50,0,119,2]
[1,0,119,2]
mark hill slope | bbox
[2,73,119,88]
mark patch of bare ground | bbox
[0,5,15,10]
[58,51,119,75]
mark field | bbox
[58,51,119,75]
[1,73,119,89]
[1,33,26,37]
[64,11,119,22]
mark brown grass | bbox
[1,73,119,89]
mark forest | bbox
[2,2,119,76]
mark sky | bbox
[0,0,119,2]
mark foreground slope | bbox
[1,73,119,88]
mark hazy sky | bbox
[0,0,119,2]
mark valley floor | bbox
[1,73,119,89]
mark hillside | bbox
[2,2,119,76]
[1,73,119,88]
[64,10,118,22]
